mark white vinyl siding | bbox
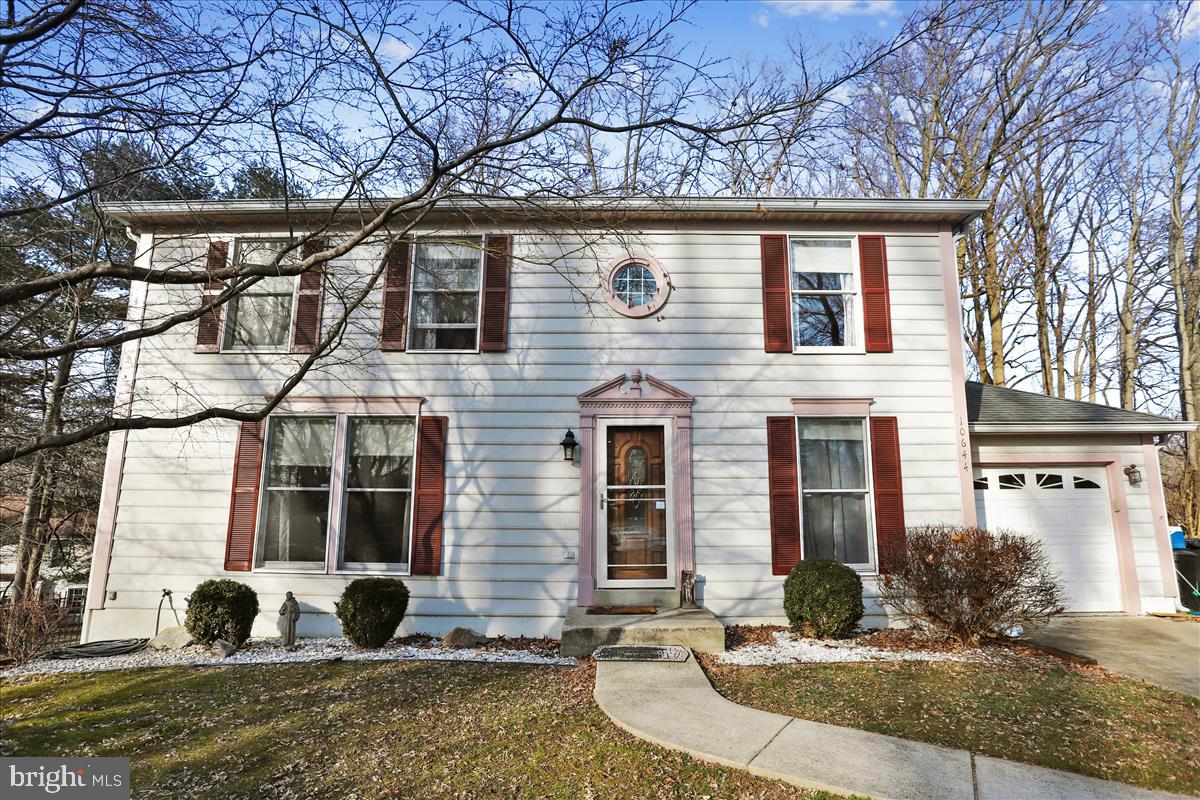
[87,228,968,640]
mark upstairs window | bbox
[790,238,859,350]
[223,239,298,351]
[409,238,483,351]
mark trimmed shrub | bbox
[335,578,410,648]
[783,559,864,638]
[185,579,259,646]
[877,525,1066,646]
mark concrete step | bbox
[592,588,680,608]
[560,606,725,658]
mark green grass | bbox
[1,660,838,799]
[702,657,1200,796]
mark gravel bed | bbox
[2,636,574,678]
[717,630,978,666]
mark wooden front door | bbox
[599,422,673,585]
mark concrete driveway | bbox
[1026,615,1200,698]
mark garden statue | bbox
[680,570,698,609]
[279,591,301,649]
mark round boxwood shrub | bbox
[335,578,410,648]
[783,559,864,639]
[185,579,259,646]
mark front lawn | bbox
[701,656,1200,796]
[2,660,835,799]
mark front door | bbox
[597,420,675,587]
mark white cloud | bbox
[378,36,414,61]
[765,0,899,21]
[1183,2,1200,38]
[752,10,771,28]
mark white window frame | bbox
[219,237,301,353]
[794,415,877,573]
[254,412,420,575]
[788,235,864,355]
[406,235,486,354]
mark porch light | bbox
[1123,464,1142,487]
[560,429,578,461]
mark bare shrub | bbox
[0,598,69,665]
[877,525,1066,646]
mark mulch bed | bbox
[723,624,1088,668]
[396,633,562,657]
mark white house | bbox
[80,197,1192,644]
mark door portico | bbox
[576,370,695,606]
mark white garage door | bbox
[973,467,1122,612]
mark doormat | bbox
[586,605,657,615]
[592,644,689,662]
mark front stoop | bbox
[560,606,725,658]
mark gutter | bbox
[970,422,1198,435]
[97,196,993,230]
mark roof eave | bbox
[97,196,993,231]
[970,422,1197,435]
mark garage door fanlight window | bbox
[1074,476,1101,489]
[998,473,1025,489]
[1035,473,1063,489]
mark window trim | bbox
[602,252,671,318]
[253,409,422,575]
[788,235,865,355]
[405,235,486,354]
[219,237,302,354]
[794,414,877,572]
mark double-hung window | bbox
[796,417,873,568]
[790,238,859,350]
[409,238,484,351]
[256,414,417,572]
[223,239,298,351]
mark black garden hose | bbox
[41,639,148,659]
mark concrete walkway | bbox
[594,654,1192,800]
[1025,615,1200,698]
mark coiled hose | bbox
[42,639,148,659]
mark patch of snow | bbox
[2,636,574,678]
[718,631,976,666]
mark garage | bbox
[973,466,1122,612]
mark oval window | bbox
[603,254,670,317]
[613,264,657,308]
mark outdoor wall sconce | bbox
[1124,464,1142,487]
[559,429,578,461]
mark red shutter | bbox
[760,234,792,352]
[224,419,265,571]
[410,415,448,575]
[766,416,801,575]
[291,237,326,353]
[195,241,229,353]
[859,235,893,353]
[479,234,512,352]
[380,238,412,351]
[870,416,906,572]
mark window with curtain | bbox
[790,238,858,349]
[796,417,872,567]
[342,417,416,568]
[224,239,298,350]
[409,238,483,350]
[259,416,335,566]
[256,415,417,571]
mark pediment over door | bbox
[577,369,694,412]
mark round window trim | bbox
[603,254,670,318]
